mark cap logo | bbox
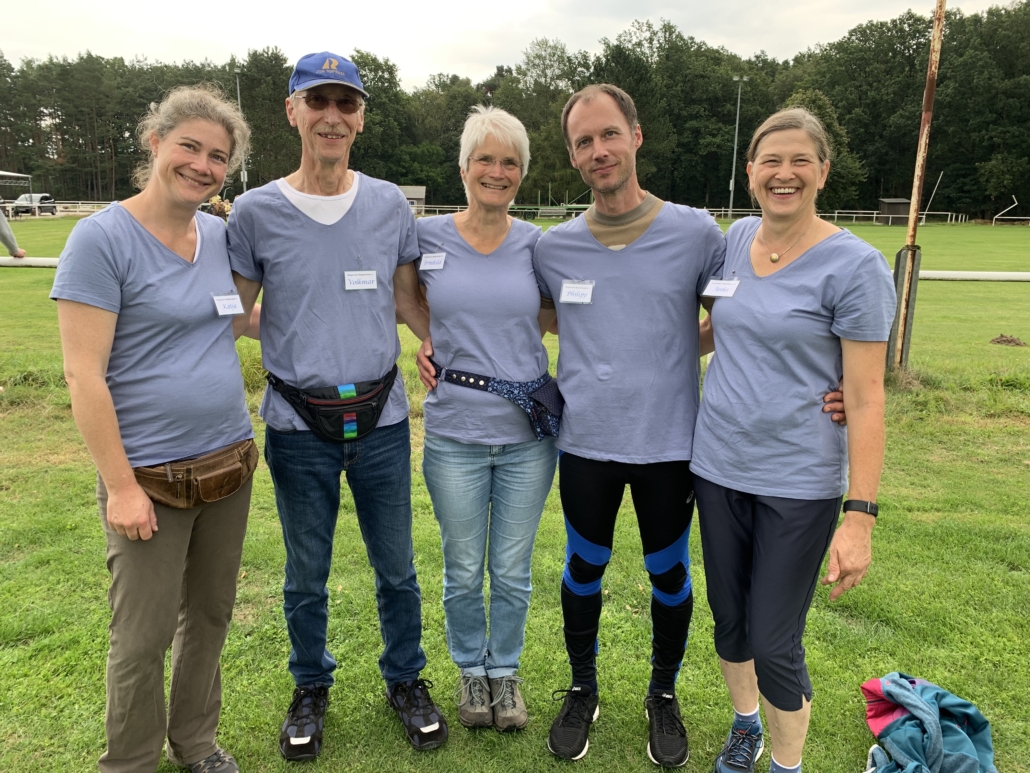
[322,58,339,71]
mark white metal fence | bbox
[3,201,985,225]
[706,208,969,224]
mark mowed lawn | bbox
[9,214,1030,272]
[1,222,1028,773]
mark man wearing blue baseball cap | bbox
[228,51,447,759]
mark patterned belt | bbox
[430,359,563,440]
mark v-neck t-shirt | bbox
[416,215,546,444]
[691,216,897,498]
[50,204,253,467]
[533,202,725,463]
[227,174,419,432]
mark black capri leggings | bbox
[694,473,841,712]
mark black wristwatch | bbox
[842,499,878,517]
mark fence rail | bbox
[2,201,979,225]
[705,208,968,224]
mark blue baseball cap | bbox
[289,52,368,98]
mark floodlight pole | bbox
[727,76,748,221]
[887,0,946,372]
[234,68,248,193]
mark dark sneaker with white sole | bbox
[187,748,238,773]
[547,685,599,760]
[645,692,688,767]
[279,685,329,761]
[712,722,764,773]
[386,678,449,750]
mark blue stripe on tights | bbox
[643,526,690,575]
[562,516,611,597]
[644,527,692,606]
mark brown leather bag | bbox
[133,438,259,509]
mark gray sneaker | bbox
[490,675,528,732]
[454,674,493,727]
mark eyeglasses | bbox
[468,155,522,172]
[298,92,363,114]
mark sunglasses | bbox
[298,92,363,114]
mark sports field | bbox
[1,219,1027,772]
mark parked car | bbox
[13,193,57,216]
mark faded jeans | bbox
[422,433,557,677]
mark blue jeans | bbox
[422,433,557,677]
[264,418,426,687]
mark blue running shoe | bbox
[712,722,764,773]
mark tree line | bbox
[1,2,1028,217]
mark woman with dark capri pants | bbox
[52,85,255,773]
[691,108,896,773]
[414,106,557,732]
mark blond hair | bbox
[746,107,832,164]
[133,83,251,190]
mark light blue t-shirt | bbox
[416,215,547,445]
[50,204,253,468]
[691,217,897,499]
[227,174,419,432]
[533,203,725,464]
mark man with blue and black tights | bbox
[533,83,723,767]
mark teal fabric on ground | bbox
[866,672,997,773]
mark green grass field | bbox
[1,220,1028,772]
[9,215,1029,272]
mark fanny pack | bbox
[430,359,562,440]
[266,365,398,443]
[133,438,258,509]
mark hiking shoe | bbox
[645,692,688,767]
[386,678,449,750]
[490,675,528,732]
[279,685,329,761]
[712,722,764,773]
[547,685,599,760]
[187,748,238,773]
[454,674,493,728]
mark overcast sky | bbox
[4,0,998,91]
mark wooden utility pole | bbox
[887,0,947,371]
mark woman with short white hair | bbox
[414,105,557,732]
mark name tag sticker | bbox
[420,252,446,270]
[559,280,595,304]
[212,293,244,316]
[345,271,378,290]
[701,278,740,298]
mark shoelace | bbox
[490,675,524,709]
[723,725,762,767]
[551,687,593,728]
[453,675,489,707]
[649,694,686,737]
[191,748,234,773]
[397,678,436,713]
[287,686,327,721]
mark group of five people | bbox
[52,50,895,773]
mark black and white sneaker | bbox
[547,685,599,761]
[386,678,449,750]
[645,692,688,767]
[279,685,329,761]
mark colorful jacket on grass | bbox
[862,672,997,773]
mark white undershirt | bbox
[275,173,360,225]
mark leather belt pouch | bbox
[133,438,258,509]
